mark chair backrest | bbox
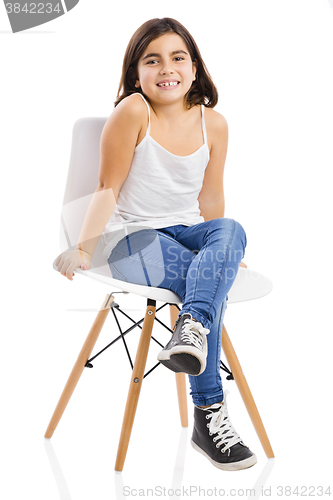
[60,118,109,273]
[63,118,107,206]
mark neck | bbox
[150,97,189,121]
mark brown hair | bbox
[115,18,218,109]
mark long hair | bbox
[115,18,218,109]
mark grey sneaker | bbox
[157,313,210,375]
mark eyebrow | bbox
[141,50,189,61]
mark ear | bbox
[192,59,198,81]
[135,80,140,88]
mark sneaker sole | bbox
[191,439,257,471]
[159,353,203,375]
[158,346,206,375]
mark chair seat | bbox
[75,265,273,304]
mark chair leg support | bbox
[115,300,156,472]
[222,325,275,458]
[44,295,114,439]
[170,304,188,428]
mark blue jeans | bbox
[108,218,247,406]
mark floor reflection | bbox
[44,432,275,500]
[170,427,188,494]
[114,427,188,500]
[247,458,275,500]
[114,470,124,499]
[44,439,72,500]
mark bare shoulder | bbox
[99,95,147,191]
[103,94,147,133]
[204,108,228,135]
[100,94,148,155]
[115,93,147,116]
[204,108,228,153]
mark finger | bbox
[58,256,76,275]
[60,272,74,281]
[65,261,78,279]
[57,254,71,273]
[58,261,68,274]
[65,269,74,279]
[60,272,74,278]
[54,255,64,271]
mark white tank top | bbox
[102,93,210,259]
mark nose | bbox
[160,61,174,75]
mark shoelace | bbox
[180,318,210,349]
[205,395,243,454]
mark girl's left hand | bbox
[240,261,247,268]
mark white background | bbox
[1,0,333,498]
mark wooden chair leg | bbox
[44,294,114,439]
[115,300,156,472]
[170,304,188,428]
[175,373,188,427]
[222,324,275,458]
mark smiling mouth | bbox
[157,81,180,87]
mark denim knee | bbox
[208,218,247,253]
[231,219,247,253]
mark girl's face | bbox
[135,33,196,106]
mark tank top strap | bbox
[135,92,150,134]
[201,104,208,145]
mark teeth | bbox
[158,81,179,87]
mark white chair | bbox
[44,117,274,471]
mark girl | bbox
[55,17,256,471]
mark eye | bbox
[174,56,184,61]
[146,59,158,65]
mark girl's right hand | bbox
[54,249,92,281]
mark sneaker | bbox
[191,393,257,471]
[157,313,210,375]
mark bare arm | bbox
[198,110,227,221]
[198,111,247,267]
[74,186,117,259]
[55,95,145,280]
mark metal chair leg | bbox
[170,304,188,428]
[44,294,114,438]
[115,299,156,472]
[222,324,274,458]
